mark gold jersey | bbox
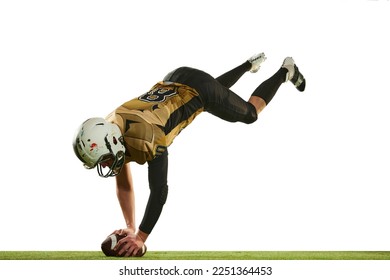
[106,81,204,164]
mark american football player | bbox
[73,53,305,256]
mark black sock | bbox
[216,61,251,89]
[251,68,287,104]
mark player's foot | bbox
[281,57,306,92]
[248,52,267,73]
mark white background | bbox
[0,0,389,252]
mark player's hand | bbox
[114,231,145,257]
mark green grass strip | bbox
[1,251,390,260]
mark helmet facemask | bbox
[95,134,125,177]
[95,150,125,178]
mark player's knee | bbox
[243,109,258,124]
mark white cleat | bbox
[248,52,267,73]
[281,57,306,92]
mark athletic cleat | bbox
[281,57,306,92]
[248,52,267,73]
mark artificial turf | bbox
[1,251,390,260]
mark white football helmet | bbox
[73,118,125,178]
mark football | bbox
[101,233,147,257]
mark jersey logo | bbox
[138,88,177,103]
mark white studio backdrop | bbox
[0,0,389,251]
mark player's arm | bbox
[138,149,169,235]
[115,151,168,257]
[115,162,136,233]
[114,162,148,256]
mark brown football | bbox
[101,234,147,257]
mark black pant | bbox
[163,66,258,124]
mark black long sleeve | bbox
[139,150,169,234]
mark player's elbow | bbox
[159,184,168,205]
